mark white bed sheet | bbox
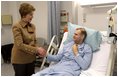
[58,32,111,76]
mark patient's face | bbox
[73,30,84,44]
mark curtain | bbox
[47,1,61,44]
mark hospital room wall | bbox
[77,5,117,31]
[61,1,117,31]
[1,1,20,45]
[1,1,48,45]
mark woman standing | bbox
[11,3,46,76]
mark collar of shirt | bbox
[19,20,32,28]
[71,41,85,50]
[19,20,28,28]
[78,43,85,49]
[19,20,34,33]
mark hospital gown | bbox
[33,41,92,76]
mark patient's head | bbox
[73,28,87,44]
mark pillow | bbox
[63,22,102,52]
[100,31,108,43]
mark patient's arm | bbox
[46,54,63,62]
[46,45,67,62]
[74,44,92,70]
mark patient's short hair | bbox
[19,3,35,18]
[76,28,87,42]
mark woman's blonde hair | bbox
[19,3,35,18]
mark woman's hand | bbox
[37,47,46,57]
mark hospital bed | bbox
[39,31,117,76]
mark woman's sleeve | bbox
[12,25,38,55]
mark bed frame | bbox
[40,35,59,70]
[106,42,117,75]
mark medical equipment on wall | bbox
[109,33,117,44]
[107,5,117,44]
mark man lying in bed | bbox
[33,28,93,76]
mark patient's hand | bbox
[37,47,46,57]
[72,44,78,56]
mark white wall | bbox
[1,1,48,45]
[1,1,19,45]
[78,6,116,31]
[61,1,117,31]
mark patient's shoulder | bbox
[84,43,91,48]
[83,43,92,53]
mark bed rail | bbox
[40,35,60,70]
[106,42,117,75]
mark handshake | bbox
[37,47,47,57]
